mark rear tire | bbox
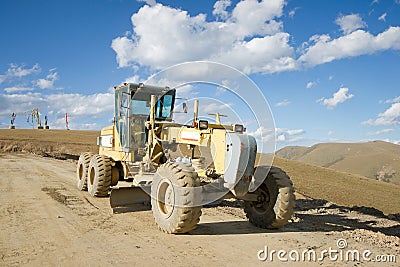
[87,155,112,197]
[151,162,202,234]
[244,166,295,229]
[76,152,93,191]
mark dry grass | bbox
[0,129,99,156]
[276,141,400,185]
[269,156,400,215]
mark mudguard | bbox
[224,133,257,197]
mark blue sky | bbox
[0,0,399,150]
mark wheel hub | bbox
[254,187,270,210]
[156,179,175,218]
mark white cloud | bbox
[111,1,296,74]
[384,96,400,104]
[306,81,316,89]
[288,7,299,18]
[248,126,274,142]
[4,86,34,93]
[213,0,231,20]
[35,71,59,89]
[328,131,334,136]
[378,13,387,22]
[230,0,285,37]
[381,139,400,145]
[7,63,40,78]
[318,87,354,109]
[363,103,400,126]
[299,26,400,67]
[285,129,305,135]
[112,2,400,75]
[0,92,113,129]
[203,102,232,113]
[175,84,196,98]
[124,75,140,84]
[335,14,367,35]
[0,63,40,84]
[277,134,286,142]
[137,0,156,6]
[275,127,305,143]
[275,99,291,107]
[328,75,334,80]
[368,128,394,135]
[212,33,297,74]
[215,80,231,95]
[46,93,113,117]
[249,126,305,144]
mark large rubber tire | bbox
[244,166,295,229]
[76,152,93,191]
[87,155,112,197]
[151,162,202,234]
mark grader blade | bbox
[110,186,151,213]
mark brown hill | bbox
[0,129,99,158]
[276,141,400,185]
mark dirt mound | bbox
[350,206,385,218]
[0,129,98,160]
[0,141,79,160]
[294,199,400,238]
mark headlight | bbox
[198,120,208,130]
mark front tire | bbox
[244,166,295,229]
[87,155,112,197]
[76,152,93,191]
[151,162,202,234]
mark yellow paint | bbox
[211,129,226,174]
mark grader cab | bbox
[76,83,295,233]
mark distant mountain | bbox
[276,141,400,185]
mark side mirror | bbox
[182,102,188,113]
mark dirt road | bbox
[0,153,398,266]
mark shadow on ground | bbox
[191,199,400,237]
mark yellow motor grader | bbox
[76,83,295,234]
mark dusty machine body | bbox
[77,83,295,233]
